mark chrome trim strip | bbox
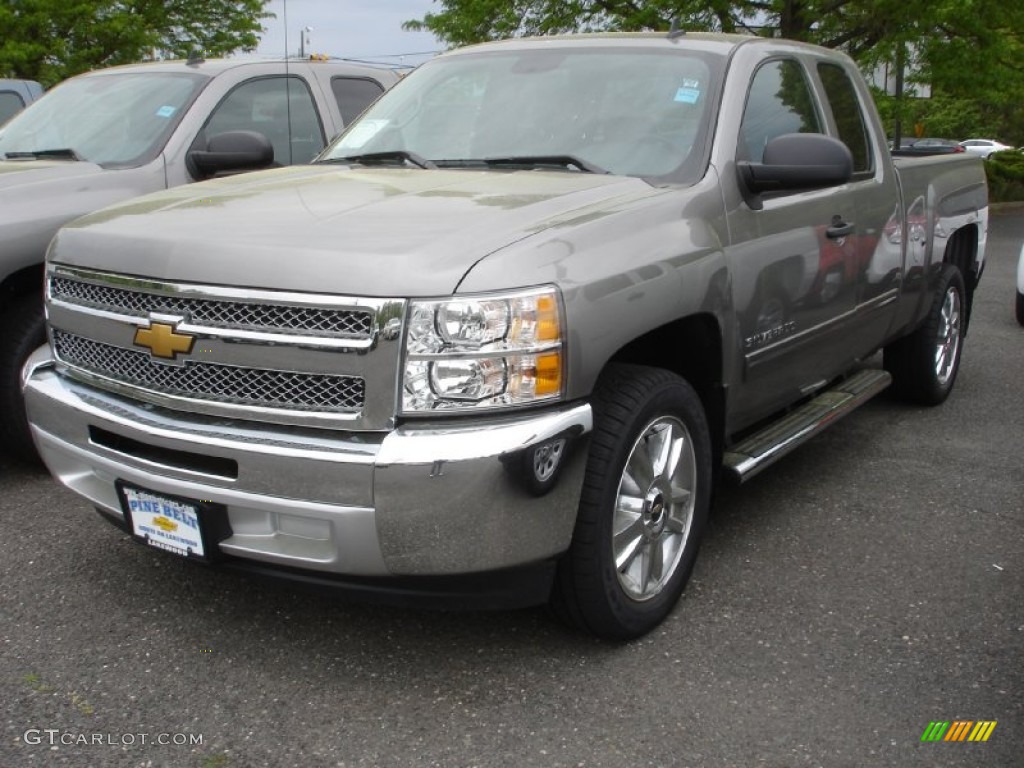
[50,264,398,314]
[745,290,899,365]
[405,341,563,361]
[46,305,379,351]
[56,364,367,428]
[377,402,592,465]
[20,343,55,390]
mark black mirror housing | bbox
[188,130,275,179]
[738,133,854,208]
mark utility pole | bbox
[299,26,313,58]
[892,43,905,148]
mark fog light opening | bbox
[521,437,569,496]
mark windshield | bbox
[0,71,207,167]
[320,46,722,181]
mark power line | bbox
[355,50,444,58]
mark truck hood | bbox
[53,165,657,296]
[0,159,107,223]
[0,157,161,231]
[0,159,167,278]
[0,158,105,188]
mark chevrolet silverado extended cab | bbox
[23,34,987,640]
[0,57,398,458]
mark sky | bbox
[255,0,444,67]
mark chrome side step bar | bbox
[722,368,892,484]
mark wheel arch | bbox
[0,262,45,315]
[942,222,977,277]
[601,313,725,468]
[940,222,979,332]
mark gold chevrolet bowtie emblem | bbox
[134,321,195,360]
[153,516,178,533]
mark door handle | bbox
[826,215,855,239]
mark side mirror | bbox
[188,130,274,179]
[738,133,853,209]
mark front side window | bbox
[739,59,821,163]
[0,72,207,166]
[198,77,325,166]
[321,47,724,182]
[817,62,872,173]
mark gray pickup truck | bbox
[23,33,987,640]
[0,79,44,124]
[0,57,399,457]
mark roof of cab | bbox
[441,31,835,58]
[76,57,400,81]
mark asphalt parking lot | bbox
[2,210,1021,768]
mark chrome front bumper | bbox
[23,348,591,583]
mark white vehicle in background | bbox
[1016,245,1024,326]
[959,138,1013,159]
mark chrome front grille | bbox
[46,266,405,430]
[53,331,366,412]
[49,276,373,338]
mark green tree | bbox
[403,0,930,51]
[0,0,272,87]
[406,0,1024,145]
[404,0,1020,58]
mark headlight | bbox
[402,286,564,413]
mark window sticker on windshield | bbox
[674,86,701,105]
[156,105,177,118]
[338,119,389,150]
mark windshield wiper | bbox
[480,155,608,174]
[320,150,437,170]
[4,148,82,161]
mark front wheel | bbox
[0,294,46,462]
[884,264,965,405]
[1016,290,1024,327]
[552,364,712,640]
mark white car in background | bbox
[1017,244,1024,326]
[959,138,1013,158]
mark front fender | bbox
[457,176,731,398]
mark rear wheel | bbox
[884,264,965,405]
[0,294,46,462]
[552,364,711,640]
[1016,289,1024,327]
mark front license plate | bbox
[120,485,207,559]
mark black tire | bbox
[884,264,965,406]
[1016,290,1024,327]
[0,294,46,462]
[552,364,712,640]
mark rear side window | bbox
[739,59,821,163]
[199,76,326,167]
[0,91,26,125]
[817,62,872,173]
[331,77,385,125]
